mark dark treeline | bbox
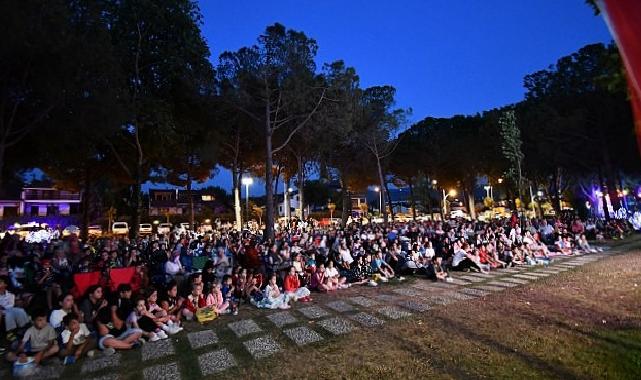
[393,43,639,221]
[1,1,637,239]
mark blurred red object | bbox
[599,0,641,152]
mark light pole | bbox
[373,186,382,216]
[241,177,253,227]
[443,189,457,218]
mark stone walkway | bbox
[11,248,621,380]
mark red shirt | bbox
[283,274,300,292]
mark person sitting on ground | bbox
[59,313,95,365]
[371,252,395,281]
[160,281,183,323]
[7,309,59,365]
[95,293,143,353]
[220,275,238,315]
[252,274,290,309]
[431,256,449,282]
[50,293,81,331]
[451,243,485,272]
[0,276,30,345]
[325,260,348,289]
[37,259,61,311]
[283,266,312,301]
[145,288,181,335]
[555,235,573,255]
[309,263,331,291]
[577,234,599,253]
[205,282,230,314]
[181,283,206,321]
[126,298,168,342]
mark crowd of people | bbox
[0,214,630,375]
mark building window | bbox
[47,205,59,216]
[201,195,214,201]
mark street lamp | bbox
[497,178,504,184]
[443,189,457,217]
[241,177,253,226]
[373,186,382,215]
[484,185,491,199]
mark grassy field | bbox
[3,237,641,379]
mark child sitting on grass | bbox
[221,275,238,315]
[7,309,59,365]
[283,266,312,302]
[205,282,230,314]
[60,313,96,365]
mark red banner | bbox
[598,0,641,153]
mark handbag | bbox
[195,307,217,323]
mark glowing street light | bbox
[373,186,382,215]
[242,177,253,225]
[442,189,457,217]
[431,179,438,186]
[497,178,504,184]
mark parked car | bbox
[62,225,80,237]
[112,222,129,235]
[139,223,152,235]
[88,225,103,236]
[15,222,48,238]
[157,223,172,234]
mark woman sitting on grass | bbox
[325,260,349,289]
[252,274,290,309]
[283,266,312,302]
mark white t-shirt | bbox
[49,309,68,329]
[0,291,15,309]
[61,323,91,345]
[339,249,354,264]
[325,267,339,278]
[424,248,435,259]
[452,249,468,267]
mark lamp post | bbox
[373,186,382,216]
[443,189,457,218]
[241,177,253,227]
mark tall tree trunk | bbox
[384,177,395,222]
[273,164,281,223]
[265,130,275,241]
[233,165,242,231]
[375,156,388,226]
[467,189,477,220]
[408,178,416,221]
[187,171,194,230]
[131,163,142,239]
[339,172,350,227]
[551,169,562,215]
[80,167,91,241]
[284,177,291,220]
[296,155,305,219]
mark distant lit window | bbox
[201,195,214,201]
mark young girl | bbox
[252,274,290,309]
[283,266,312,302]
[205,282,230,314]
[127,298,168,342]
[146,288,182,335]
[181,283,206,321]
[309,264,331,292]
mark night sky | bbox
[147,0,613,193]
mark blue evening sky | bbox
[147,0,612,194]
